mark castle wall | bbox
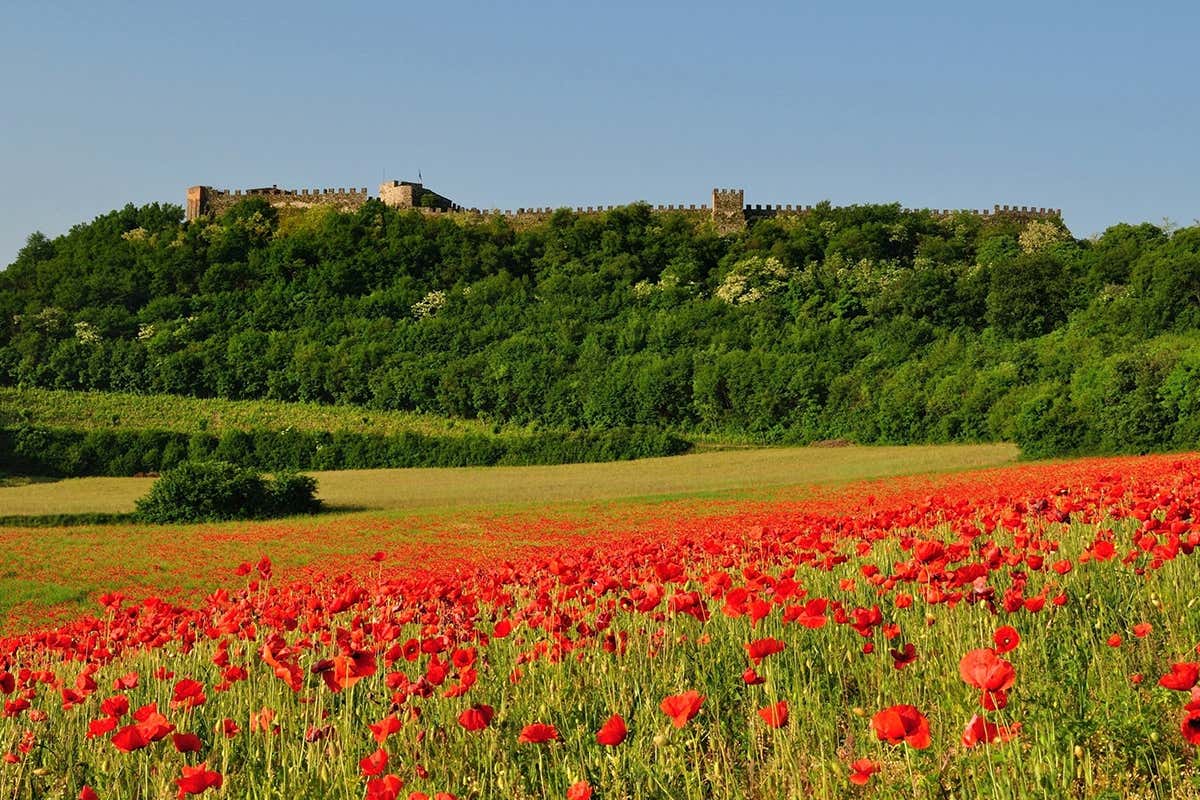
[429,202,1062,230]
[186,186,370,221]
[186,183,1062,229]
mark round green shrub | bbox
[134,460,321,523]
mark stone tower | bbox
[712,188,746,233]
[379,180,455,210]
[186,186,209,221]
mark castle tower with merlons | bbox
[185,181,1062,230]
[711,188,745,233]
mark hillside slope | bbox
[2,199,1199,456]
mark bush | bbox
[134,460,321,523]
[267,471,322,516]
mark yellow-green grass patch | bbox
[0,442,1017,517]
[0,386,511,437]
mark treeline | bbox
[2,197,1199,457]
[0,425,689,477]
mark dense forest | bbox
[2,197,1199,457]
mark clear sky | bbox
[2,0,1197,266]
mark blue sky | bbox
[2,0,1197,265]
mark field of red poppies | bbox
[2,454,1200,799]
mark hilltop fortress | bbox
[186,181,1062,233]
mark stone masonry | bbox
[186,181,1063,230]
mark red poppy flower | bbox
[365,775,404,800]
[370,714,402,743]
[316,650,378,693]
[1159,662,1200,692]
[959,649,1016,692]
[493,620,512,638]
[112,672,138,691]
[100,695,129,718]
[961,714,1021,747]
[742,667,765,685]
[112,725,149,752]
[871,704,931,749]
[981,689,1009,711]
[87,717,118,739]
[457,704,495,732]
[596,713,627,746]
[1132,622,1153,639]
[757,701,788,728]
[890,643,918,670]
[175,762,223,796]
[913,540,945,563]
[792,598,829,629]
[1107,634,1123,647]
[1183,709,1200,745]
[517,723,559,744]
[567,781,593,800]
[451,648,476,670]
[660,690,705,728]
[260,645,302,693]
[79,787,98,800]
[360,747,389,776]
[848,758,880,786]
[993,626,1020,653]
[170,679,206,710]
[744,637,786,664]
[172,732,203,753]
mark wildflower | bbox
[757,701,789,728]
[660,691,705,728]
[595,713,627,746]
[517,723,558,744]
[871,704,931,749]
[456,705,494,732]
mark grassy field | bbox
[0,443,1018,627]
[1,453,1197,798]
[0,386,512,437]
[0,442,1018,516]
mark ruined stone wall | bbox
[186,186,370,221]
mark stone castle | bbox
[186,181,1061,233]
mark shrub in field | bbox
[133,460,321,523]
[265,471,321,516]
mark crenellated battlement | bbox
[185,181,1062,230]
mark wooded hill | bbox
[3,197,1199,458]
